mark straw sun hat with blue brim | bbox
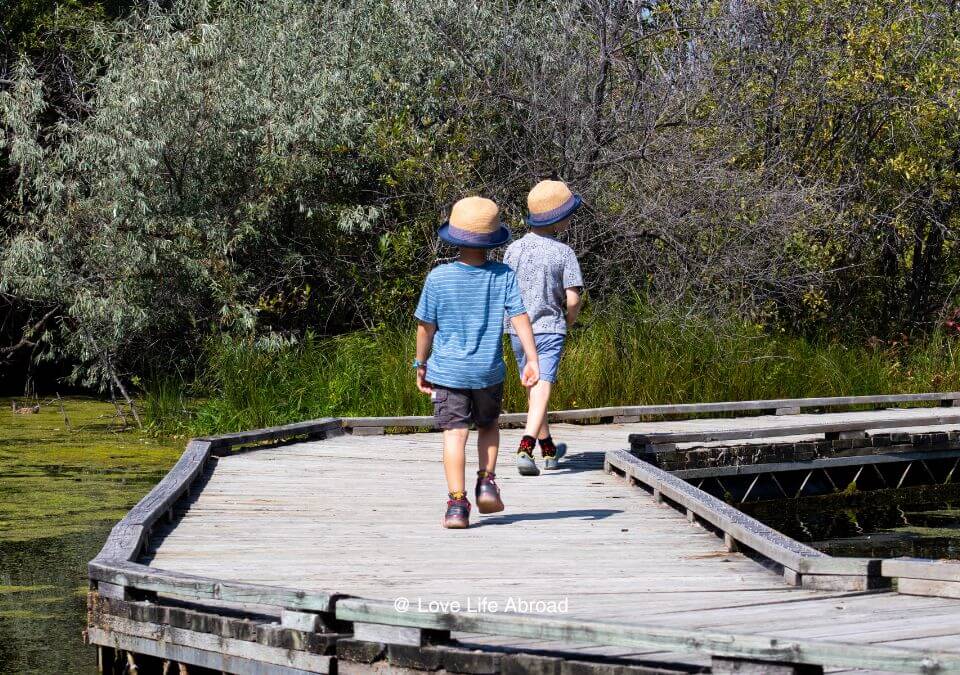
[526,180,583,228]
[438,196,511,249]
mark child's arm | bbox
[565,288,582,328]
[509,313,540,387]
[415,321,436,394]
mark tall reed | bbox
[146,308,960,435]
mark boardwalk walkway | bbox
[139,410,960,672]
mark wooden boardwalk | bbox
[137,410,960,673]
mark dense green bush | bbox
[3,0,960,397]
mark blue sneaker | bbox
[517,437,540,476]
[540,438,566,470]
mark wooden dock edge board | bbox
[89,560,338,612]
[87,627,329,675]
[629,412,960,447]
[673,447,960,480]
[606,450,960,595]
[89,418,346,613]
[342,391,960,429]
[93,613,335,672]
[885,558,960,583]
[333,597,960,674]
[602,449,886,582]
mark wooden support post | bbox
[281,608,327,632]
[784,568,802,587]
[652,489,664,504]
[775,406,801,415]
[724,532,739,552]
[97,646,116,674]
[686,509,698,525]
[97,581,133,601]
[351,426,385,436]
[613,415,640,424]
[800,574,884,591]
[897,577,960,599]
[353,622,449,647]
[825,430,868,440]
[712,655,823,674]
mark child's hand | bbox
[416,366,433,395]
[521,360,540,388]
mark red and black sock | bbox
[539,436,557,458]
[518,435,536,455]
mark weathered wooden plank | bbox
[712,655,822,674]
[605,450,883,586]
[94,522,147,565]
[197,418,342,450]
[94,613,335,671]
[342,393,960,430]
[122,440,212,527]
[674,448,960,480]
[282,609,327,632]
[335,598,960,673]
[885,559,960,583]
[353,623,433,647]
[89,560,336,612]
[605,450,822,571]
[630,412,960,447]
[619,392,960,418]
[87,626,328,675]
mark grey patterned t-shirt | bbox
[503,232,584,335]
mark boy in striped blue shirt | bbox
[414,197,540,529]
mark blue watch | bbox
[412,358,424,369]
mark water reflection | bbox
[0,525,112,673]
[741,483,960,558]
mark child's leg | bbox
[477,422,499,473]
[473,385,506,513]
[442,428,470,496]
[524,380,552,439]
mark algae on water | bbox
[0,397,181,543]
[0,397,181,673]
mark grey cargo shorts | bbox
[430,382,504,430]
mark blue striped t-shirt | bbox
[415,261,526,389]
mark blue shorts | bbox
[509,333,566,384]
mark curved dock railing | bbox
[88,393,960,674]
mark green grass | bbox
[146,307,960,435]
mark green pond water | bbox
[0,398,180,673]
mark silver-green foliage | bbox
[0,0,465,387]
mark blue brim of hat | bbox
[438,223,512,249]
[526,194,583,227]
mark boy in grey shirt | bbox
[504,180,584,475]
